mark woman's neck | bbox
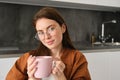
[51,45,63,58]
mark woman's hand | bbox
[52,60,66,80]
[27,55,40,80]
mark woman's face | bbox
[35,18,66,50]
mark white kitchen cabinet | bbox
[0,0,120,11]
[83,50,120,80]
[53,0,120,8]
[0,57,18,80]
[53,0,120,11]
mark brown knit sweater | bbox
[6,48,91,80]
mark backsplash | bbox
[0,2,119,50]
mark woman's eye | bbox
[38,31,44,35]
[48,27,55,31]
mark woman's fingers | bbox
[52,60,65,76]
[27,55,36,66]
[56,61,65,72]
[28,66,37,77]
[27,55,37,78]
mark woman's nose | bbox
[44,32,51,39]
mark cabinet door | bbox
[84,51,120,80]
[62,0,120,7]
[0,57,18,79]
[108,52,120,80]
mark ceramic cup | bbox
[34,56,53,78]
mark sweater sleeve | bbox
[70,50,91,80]
[6,52,30,80]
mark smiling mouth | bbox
[47,40,54,45]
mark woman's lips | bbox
[46,40,54,45]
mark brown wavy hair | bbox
[32,7,75,56]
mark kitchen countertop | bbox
[0,44,120,58]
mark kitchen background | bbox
[0,2,120,50]
[0,1,120,80]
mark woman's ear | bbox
[61,24,66,33]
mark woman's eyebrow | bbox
[47,24,53,29]
[37,30,43,32]
[37,24,55,31]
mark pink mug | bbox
[34,56,53,78]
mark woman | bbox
[6,7,91,80]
